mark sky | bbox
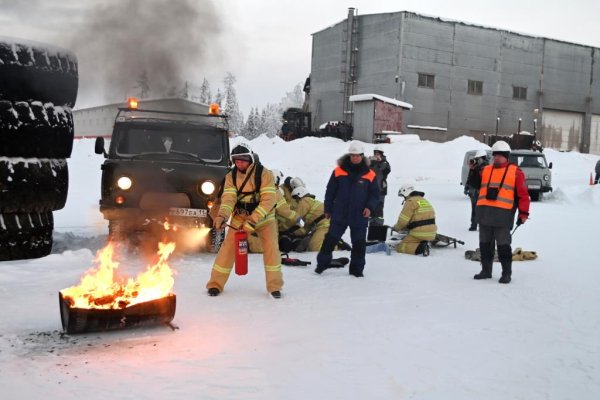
[1,134,600,399]
[1,0,600,116]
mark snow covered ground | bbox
[1,135,599,400]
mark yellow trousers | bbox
[206,219,283,293]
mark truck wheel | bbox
[0,158,68,213]
[209,227,225,253]
[530,191,540,201]
[0,211,53,261]
[108,219,130,243]
[0,39,78,107]
[0,100,74,158]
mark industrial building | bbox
[309,9,600,154]
[73,98,209,138]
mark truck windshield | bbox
[510,154,546,168]
[115,125,225,162]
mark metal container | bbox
[59,292,176,334]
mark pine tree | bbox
[214,88,223,106]
[243,107,258,139]
[135,70,151,99]
[199,78,212,104]
[222,72,244,135]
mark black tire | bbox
[0,100,74,158]
[530,191,540,201]
[0,39,78,107]
[108,219,130,243]
[209,227,225,253]
[0,158,68,213]
[0,211,53,261]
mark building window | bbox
[513,86,527,100]
[418,73,435,89]
[468,80,483,95]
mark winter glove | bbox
[516,211,529,226]
[242,221,256,234]
[213,216,225,230]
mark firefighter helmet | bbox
[398,184,415,198]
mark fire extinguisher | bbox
[234,229,248,275]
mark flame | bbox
[60,241,176,309]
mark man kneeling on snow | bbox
[392,184,437,256]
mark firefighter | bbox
[393,185,438,255]
[207,144,283,298]
[248,169,299,253]
[315,140,380,277]
[286,186,330,251]
[369,145,391,226]
[466,149,488,231]
[474,140,530,284]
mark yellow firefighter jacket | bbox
[217,163,277,229]
[393,194,437,241]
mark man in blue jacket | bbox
[315,141,380,277]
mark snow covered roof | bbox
[407,125,447,132]
[349,94,413,110]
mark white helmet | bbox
[271,169,284,186]
[491,140,511,153]
[290,177,305,190]
[348,140,365,155]
[473,149,487,159]
[291,186,309,198]
[398,184,415,198]
[374,145,384,154]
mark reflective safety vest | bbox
[477,164,517,209]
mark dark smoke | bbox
[70,0,222,102]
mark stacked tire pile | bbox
[0,37,78,261]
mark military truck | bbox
[461,149,552,201]
[94,101,230,252]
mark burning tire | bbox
[0,158,68,213]
[0,38,78,107]
[0,100,74,158]
[0,211,53,261]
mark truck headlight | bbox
[200,180,216,195]
[117,176,133,190]
[543,175,549,181]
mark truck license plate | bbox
[168,208,207,218]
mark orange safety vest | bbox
[477,164,517,210]
[334,166,377,182]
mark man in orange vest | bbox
[315,140,380,277]
[474,140,530,284]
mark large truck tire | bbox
[0,158,68,213]
[0,211,53,261]
[0,100,74,158]
[0,37,78,107]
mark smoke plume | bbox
[70,0,223,104]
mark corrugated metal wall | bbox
[310,11,600,152]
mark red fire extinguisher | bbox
[234,229,248,275]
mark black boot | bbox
[473,241,493,279]
[498,244,512,284]
[207,287,220,296]
[468,224,477,231]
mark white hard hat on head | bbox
[348,140,365,155]
[474,149,487,159]
[290,177,305,190]
[291,186,309,198]
[271,169,284,186]
[491,140,511,153]
[398,184,415,198]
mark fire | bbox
[60,241,176,310]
